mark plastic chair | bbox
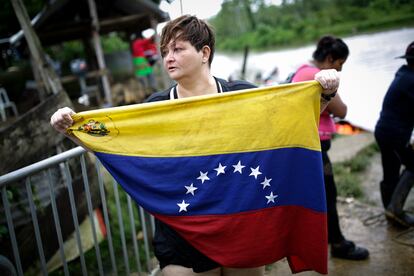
[0,255,17,276]
[0,87,18,122]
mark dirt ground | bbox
[266,133,414,276]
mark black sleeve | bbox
[216,77,257,92]
[144,90,170,103]
[228,80,257,91]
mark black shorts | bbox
[153,219,219,273]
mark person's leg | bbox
[162,265,221,276]
[386,144,414,227]
[154,219,221,276]
[325,172,346,242]
[321,140,369,260]
[162,265,264,276]
[386,169,414,227]
[379,147,402,208]
[222,266,265,276]
[321,141,344,243]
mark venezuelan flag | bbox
[68,81,327,274]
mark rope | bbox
[393,228,414,247]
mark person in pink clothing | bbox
[292,36,369,260]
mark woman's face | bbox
[330,58,347,71]
[162,39,206,81]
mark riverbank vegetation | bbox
[333,142,379,199]
[210,0,414,51]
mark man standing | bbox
[375,41,414,227]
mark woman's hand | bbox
[314,69,340,96]
[50,107,75,134]
[50,107,90,151]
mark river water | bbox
[211,28,414,131]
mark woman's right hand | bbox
[50,107,76,134]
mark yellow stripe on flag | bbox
[68,81,322,157]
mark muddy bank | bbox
[267,199,414,276]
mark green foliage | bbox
[333,143,379,198]
[101,34,129,54]
[45,33,129,66]
[46,41,84,64]
[210,0,414,51]
[333,165,364,198]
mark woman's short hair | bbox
[313,35,349,62]
[160,15,215,66]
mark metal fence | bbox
[0,146,158,276]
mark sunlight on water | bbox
[212,28,414,131]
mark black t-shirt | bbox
[145,77,256,102]
[145,77,256,272]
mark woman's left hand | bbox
[314,69,340,96]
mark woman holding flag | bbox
[51,15,340,276]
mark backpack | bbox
[279,71,296,84]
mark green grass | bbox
[333,142,379,199]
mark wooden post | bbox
[11,0,63,96]
[241,45,249,80]
[30,55,46,102]
[87,0,113,106]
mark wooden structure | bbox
[3,0,169,105]
[0,0,169,174]
[11,0,168,46]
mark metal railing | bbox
[0,146,158,276]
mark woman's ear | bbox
[201,45,211,64]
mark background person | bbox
[374,41,414,227]
[291,35,369,260]
[51,16,340,276]
[131,31,158,95]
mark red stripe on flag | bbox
[156,205,327,274]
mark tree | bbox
[210,0,414,51]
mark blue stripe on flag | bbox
[96,147,325,215]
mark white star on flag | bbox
[266,192,278,204]
[249,166,262,179]
[214,163,226,175]
[260,177,272,189]
[197,171,210,183]
[177,200,190,212]
[185,183,198,196]
[233,161,245,174]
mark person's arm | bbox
[326,93,347,119]
[50,107,91,151]
[314,69,340,113]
